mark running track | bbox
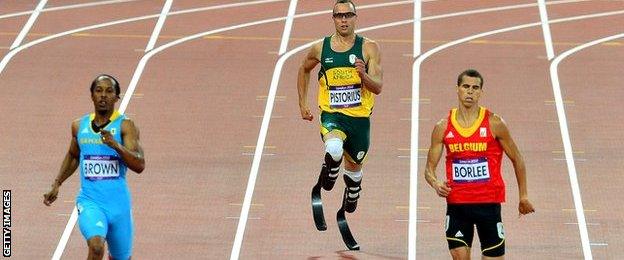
[0,0,622,259]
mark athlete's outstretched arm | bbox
[356,39,382,95]
[491,114,535,215]
[297,42,321,121]
[44,120,81,206]
[424,119,451,197]
[101,119,145,173]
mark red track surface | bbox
[0,0,622,259]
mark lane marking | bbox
[278,0,298,54]
[563,208,597,212]
[413,0,421,57]
[552,150,584,154]
[545,99,574,104]
[397,219,430,223]
[538,0,556,59]
[243,145,276,149]
[10,0,48,49]
[0,0,140,20]
[5,30,623,47]
[252,115,283,119]
[0,0,597,76]
[242,153,276,156]
[227,217,261,220]
[144,0,173,52]
[396,205,430,210]
[549,32,624,260]
[564,223,599,226]
[229,203,264,207]
[398,148,428,151]
[0,0,288,76]
[554,158,587,162]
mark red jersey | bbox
[443,107,505,203]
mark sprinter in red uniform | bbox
[424,69,535,259]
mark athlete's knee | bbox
[343,168,362,183]
[324,138,343,162]
[343,159,361,173]
[449,246,470,260]
[88,236,106,258]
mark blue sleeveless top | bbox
[76,111,130,207]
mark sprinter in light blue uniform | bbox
[77,110,133,259]
[44,74,145,260]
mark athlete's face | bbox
[332,3,357,37]
[456,76,482,108]
[91,79,119,113]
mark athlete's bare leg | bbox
[450,246,471,260]
[482,255,503,260]
[87,236,105,260]
[343,159,361,172]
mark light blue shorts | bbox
[77,199,133,259]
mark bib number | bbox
[83,155,120,180]
[452,158,490,183]
[329,85,362,109]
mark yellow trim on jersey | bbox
[88,110,123,134]
[446,237,469,247]
[89,110,122,121]
[343,150,369,165]
[481,238,505,253]
[320,127,347,141]
[450,106,486,138]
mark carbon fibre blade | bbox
[337,188,359,250]
[311,182,327,231]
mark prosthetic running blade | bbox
[311,181,327,231]
[337,187,360,250]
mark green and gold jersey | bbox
[317,34,374,118]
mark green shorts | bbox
[320,111,370,164]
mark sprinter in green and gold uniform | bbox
[297,0,383,213]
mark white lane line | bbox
[278,0,298,55]
[119,0,414,114]
[164,0,285,16]
[144,0,173,52]
[2,0,563,77]
[420,0,590,22]
[51,2,177,259]
[538,0,555,59]
[549,32,624,260]
[0,0,287,76]
[51,207,77,260]
[10,0,48,49]
[0,0,139,20]
[409,1,422,259]
[410,9,624,260]
[413,0,421,57]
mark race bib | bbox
[452,158,490,183]
[83,155,121,179]
[329,85,362,109]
